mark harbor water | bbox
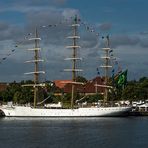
[0,117,148,148]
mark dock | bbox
[129,111,148,116]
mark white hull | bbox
[0,105,131,117]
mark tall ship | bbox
[0,16,131,117]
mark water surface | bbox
[0,117,148,148]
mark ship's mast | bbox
[34,28,39,107]
[65,15,82,108]
[23,28,45,108]
[100,36,112,102]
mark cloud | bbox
[0,24,25,42]
[0,0,69,14]
[53,0,67,5]
[0,22,9,31]
[139,31,148,35]
[109,34,148,49]
[25,0,68,6]
[110,34,140,48]
[62,8,80,18]
[0,0,147,81]
[140,38,148,48]
[98,23,112,31]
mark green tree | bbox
[13,91,23,103]
[76,76,87,83]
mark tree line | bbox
[0,77,147,105]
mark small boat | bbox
[0,15,131,117]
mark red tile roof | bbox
[54,80,72,89]
[84,77,105,93]
[0,83,8,92]
[54,77,105,94]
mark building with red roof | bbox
[54,77,105,95]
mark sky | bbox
[0,0,148,82]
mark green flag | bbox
[115,70,128,88]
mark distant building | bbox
[83,77,105,95]
[54,77,105,95]
[0,83,9,92]
[54,80,72,89]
